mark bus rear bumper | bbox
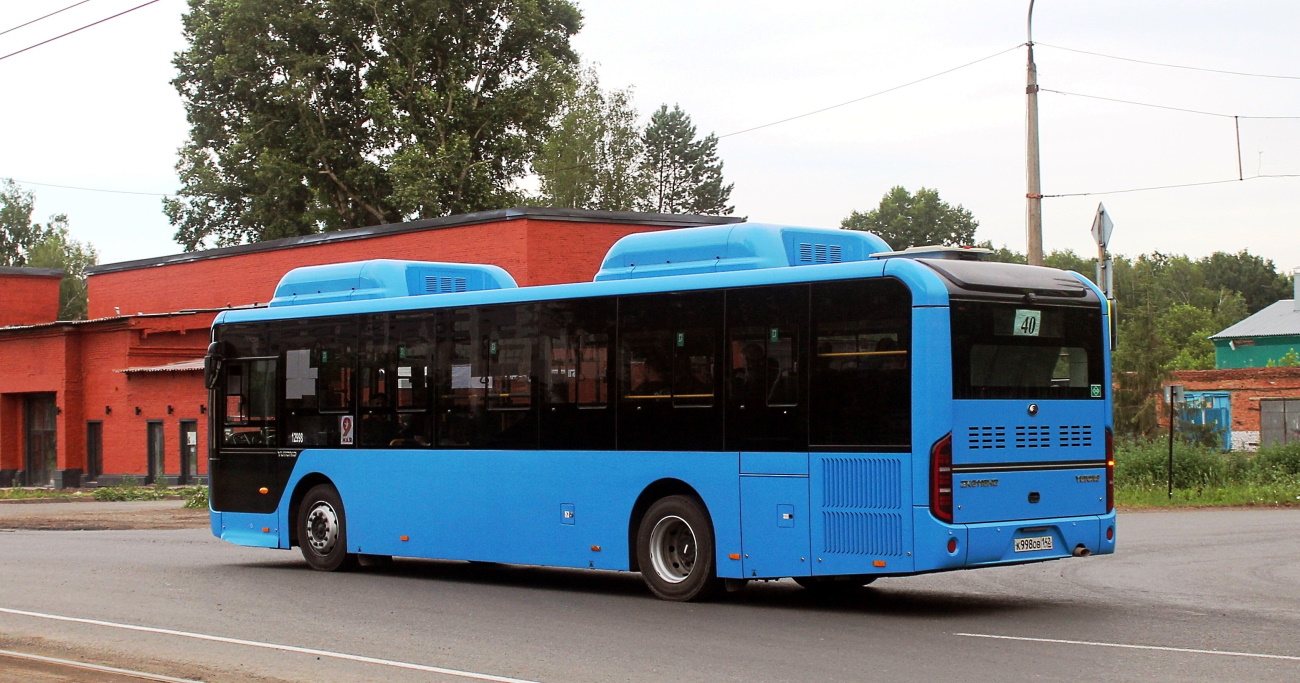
[964,511,1117,567]
[911,508,1116,573]
[210,510,284,549]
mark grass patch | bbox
[92,481,170,502]
[0,488,80,500]
[1115,439,1300,508]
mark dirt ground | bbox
[0,499,209,531]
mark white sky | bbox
[1,0,1297,272]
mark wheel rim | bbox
[305,501,340,555]
[648,515,697,584]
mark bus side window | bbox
[436,303,539,449]
[725,284,808,452]
[618,291,723,451]
[358,312,433,448]
[280,317,357,447]
[540,297,615,450]
[810,279,912,449]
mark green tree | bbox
[1043,249,1095,280]
[636,104,734,215]
[841,186,977,250]
[1113,295,1167,437]
[26,224,98,320]
[1200,250,1292,314]
[0,180,97,319]
[534,67,645,211]
[1,179,49,266]
[165,0,583,250]
[974,241,1026,264]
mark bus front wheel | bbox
[636,495,722,601]
[298,484,358,572]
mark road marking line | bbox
[955,633,1300,662]
[0,607,540,682]
[0,648,202,682]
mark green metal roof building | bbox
[1210,284,1300,369]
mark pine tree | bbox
[636,104,733,216]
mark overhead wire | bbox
[0,1,94,38]
[0,0,163,63]
[1036,42,1300,81]
[1,177,172,197]
[718,43,1024,138]
[1044,175,1298,199]
[1040,89,1300,120]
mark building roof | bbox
[1210,300,1300,340]
[118,359,205,374]
[86,206,743,276]
[0,307,237,335]
[0,266,63,277]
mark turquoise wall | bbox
[1214,335,1300,369]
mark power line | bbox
[1036,42,1300,81]
[2,176,172,197]
[0,0,162,63]
[1040,88,1300,120]
[1044,174,1296,199]
[718,43,1024,138]
[0,1,93,38]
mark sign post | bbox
[1165,384,1185,499]
[1090,203,1115,298]
[1091,203,1117,350]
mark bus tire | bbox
[636,495,722,601]
[793,575,876,592]
[298,484,358,572]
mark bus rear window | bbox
[951,301,1103,400]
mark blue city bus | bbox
[204,223,1115,601]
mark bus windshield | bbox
[950,300,1104,400]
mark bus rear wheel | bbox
[636,495,722,601]
[298,484,357,572]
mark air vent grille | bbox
[967,426,1006,449]
[1056,424,1094,447]
[797,242,844,264]
[818,456,904,557]
[424,276,468,293]
[967,425,1096,449]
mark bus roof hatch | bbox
[594,223,891,281]
[269,259,517,307]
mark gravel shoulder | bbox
[0,500,208,531]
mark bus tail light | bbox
[1105,428,1115,513]
[930,432,953,523]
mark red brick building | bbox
[1166,367,1300,451]
[0,208,738,487]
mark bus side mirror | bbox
[204,341,224,391]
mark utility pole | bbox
[1026,0,1044,266]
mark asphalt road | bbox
[0,507,1297,682]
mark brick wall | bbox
[1167,367,1300,448]
[0,314,212,485]
[0,272,61,326]
[87,217,664,318]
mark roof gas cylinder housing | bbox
[268,259,517,307]
[593,223,893,281]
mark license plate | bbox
[1013,535,1054,553]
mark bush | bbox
[181,486,209,509]
[1113,438,1250,489]
[1114,437,1300,506]
[1250,442,1300,479]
